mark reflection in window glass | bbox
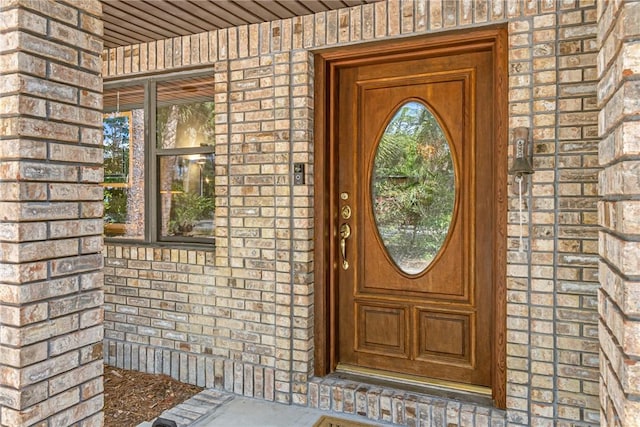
[103,187,130,237]
[102,85,145,239]
[157,77,215,149]
[102,74,215,243]
[159,154,215,239]
[371,101,455,275]
[157,76,215,242]
[103,113,130,184]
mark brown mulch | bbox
[104,365,204,427]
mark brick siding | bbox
[101,1,601,425]
[597,1,640,426]
[0,1,104,425]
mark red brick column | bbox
[598,1,640,425]
[0,1,104,425]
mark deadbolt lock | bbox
[341,205,352,220]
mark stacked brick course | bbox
[503,6,601,424]
[0,0,104,426]
[555,4,600,425]
[101,1,602,425]
[598,1,640,426]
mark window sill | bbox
[103,238,216,251]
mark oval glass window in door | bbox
[371,101,456,275]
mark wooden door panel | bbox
[315,28,507,407]
[355,303,409,357]
[416,309,472,365]
[358,75,471,299]
[333,41,497,390]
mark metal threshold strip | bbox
[335,363,493,404]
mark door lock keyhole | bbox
[341,205,352,219]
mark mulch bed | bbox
[104,365,204,427]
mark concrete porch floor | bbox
[137,389,390,427]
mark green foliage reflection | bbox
[156,99,216,239]
[103,114,130,183]
[372,102,455,274]
[104,187,127,224]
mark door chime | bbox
[508,127,534,252]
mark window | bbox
[103,85,145,240]
[103,72,215,244]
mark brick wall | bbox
[598,1,640,426]
[0,1,104,426]
[102,1,601,425]
[555,5,601,424]
[505,3,600,425]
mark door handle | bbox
[340,223,351,270]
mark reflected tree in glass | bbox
[371,101,455,274]
[157,100,216,238]
[158,154,215,238]
[103,113,130,184]
[103,112,133,236]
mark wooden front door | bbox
[315,30,507,400]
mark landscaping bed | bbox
[104,365,203,427]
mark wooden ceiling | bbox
[102,0,382,49]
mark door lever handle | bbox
[340,223,351,270]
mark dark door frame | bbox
[313,26,508,408]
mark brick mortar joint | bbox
[16,31,103,63]
[596,77,639,119]
[595,0,633,50]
